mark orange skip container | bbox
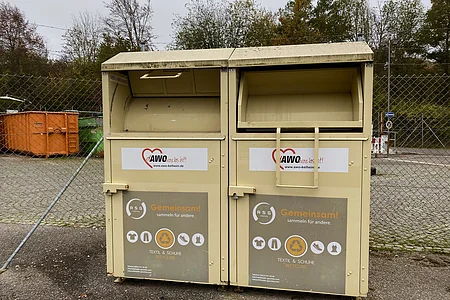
[1,111,79,157]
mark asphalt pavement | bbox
[1,224,450,300]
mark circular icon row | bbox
[252,235,342,257]
[127,228,205,249]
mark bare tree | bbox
[62,11,103,64]
[103,0,154,50]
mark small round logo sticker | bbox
[252,202,276,225]
[285,235,308,257]
[126,198,147,220]
[155,228,175,249]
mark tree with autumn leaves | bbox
[1,0,450,77]
[0,1,48,75]
[421,0,450,74]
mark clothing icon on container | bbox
[327,242,342,256]
[140,231,152,244]
[177,233,190,246]
[252,236,266,250]
[126,230,138,243]
[310,241,325,254]
[192,233,205,246]
[268,237,281,251]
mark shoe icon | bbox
[177,233,190,246]
[310,241,325,254]
[313,243,323,251]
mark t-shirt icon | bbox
[126,230,138,243]
[252,236,266,250]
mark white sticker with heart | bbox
[121,148,208,171]
[249,148,348,173]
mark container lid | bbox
[102,48,234,71]
[229,42,373,67]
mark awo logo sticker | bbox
[249,148,349,173]
[122,148,208,171]
[141,148,170,168]
[271,148,302,170]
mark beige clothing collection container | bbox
[102,42,373,298]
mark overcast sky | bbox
[8,0,431,57]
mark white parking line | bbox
[385,158,450,167]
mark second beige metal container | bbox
[228,43,373,297]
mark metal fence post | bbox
[0,136,104,273]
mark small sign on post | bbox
[385,112,394,118]
[385,120,393,130]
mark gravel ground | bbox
[1,224,450,300]
[0,155,104,227]
[371,152,450,252]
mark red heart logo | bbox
[141,148,163,169]
[272,148,296,170]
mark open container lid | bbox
[229,42,373,67]
[102,48,235,71]
[230,42,373,129]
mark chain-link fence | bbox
[0,73,449,270]
[0,74,104,270]
[371,74,450,252]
